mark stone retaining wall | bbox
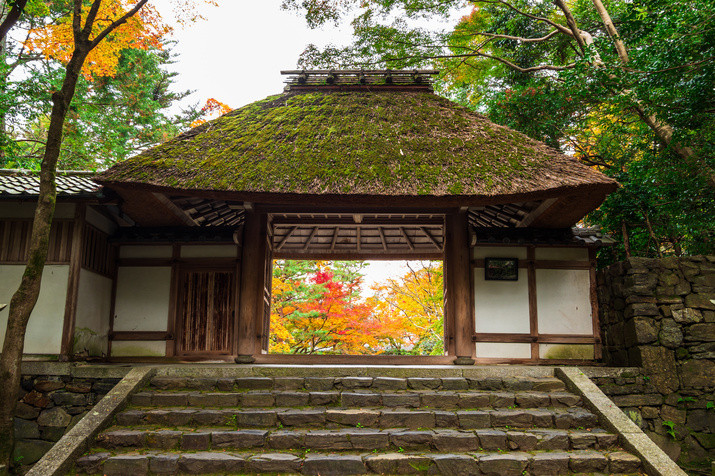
[13,374,120,473]
[597,256,715,471]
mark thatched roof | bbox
[98,91,616,200]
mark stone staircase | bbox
[72,372,645,475]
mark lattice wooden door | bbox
[178,270,234,355]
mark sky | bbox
[154,0,354,110]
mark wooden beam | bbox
[516,198,558,227]
[152,192,198,227]
[420,226,442,249]
[589,247,602,360]
[330,226,340,250]
[273,251,444,261]
[236,211,268,361]
[60,204,86,359]
[110,331,173,341]
[400,227,415,251]
[445,211,474,363]
[275,226,296,250]
[302,227,319,250]
[378,227,387,250]
[272,217,444,227]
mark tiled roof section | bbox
[472,226,616,247]
[0,170,101,197]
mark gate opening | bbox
[268,259,444,356]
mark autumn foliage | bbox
[269,260,444,355]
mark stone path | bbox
[72,374,645,475]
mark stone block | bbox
[303,454,365,475]
[569,450,608,472]
[212,430,267,448]
[639,346,679,393]
[34,377,65,393]
[326,409,379,427]
[51,391,87,406]
[280,409,325,427]
[659,318,683,348]
[489,392,515,408]
[340,377,373,388]
[515,392,550,408]
[380,410,433,429]
[178,452,245,473]
[457,392,490,409]
[372,377,408,390]
[570,432,596,449]
[685,294,715,310]
[37,407,71,428]
[382,393,420,408]
[434,411,459,428]
[275,391,310,407]
[97,430,146,448]
[75,452,110,474]
[14,418,39,439]
[305,430,352,450]
[625,302,660,319]
[241,392,275,407]
[348,429,390,449]
[304,377,335,391]
[342,392,381,407]
[185,377,216,390]
[693,432,715,449]
[679,359,715,388]
[148,454,180,474]
[625,317,659,345]
[390,430,433,449]
[475,429,507,450]
[146,430,182,449]
[22,390,49,408]
[247,453,301,473]
[309,391,339,406]
[14,402,40,420]
[180,432,211,450]
[491,410,533,428]
[529,452,569,475]
[190,392,238,407]
[433,430,479,452]
[268,430,305,449]
[506,431,537,451]
[457,410,491,429]
[612,393,663,406]
[685,323,715,342]
[608,451,641,473]
[193,409,228,426]
[422,392,459,408]
[155,392,189,406]
[431,453,479,476]
[478,452,529,475]
[235,377,273,389]
[440,378,469,391]
[102,455,149,475]
[273,377,304,390]
[408,377,441,390]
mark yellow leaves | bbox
[23,0,218,80]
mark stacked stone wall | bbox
[597,255,715,470]
[12,374,120,473]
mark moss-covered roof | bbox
[98,91,616,198]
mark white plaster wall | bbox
[0,265,68,354]
[474,267,530,334]
[180,245,237,258]
[111,340,166,357]
[476,342,531,359]
[85,206,117,235]
[113,267,171,332]
[119,245,173,259]
[73,269,112,356]
[535,247,589,261]
[536,269,592,334]
[0,202,75,219]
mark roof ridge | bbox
[0,168,97,176]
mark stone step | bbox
[74,449,642,475]
[115,406,598,430]
[96,427,620,452]
[147,375,567,393]
[130,389,582,409]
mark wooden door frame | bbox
[173,261,238,358]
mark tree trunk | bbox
[0,42,89,473]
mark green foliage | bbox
[288,0,715,260]
[662,419,676,439]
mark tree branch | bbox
[0,0,28,50]
[90,0,148,49]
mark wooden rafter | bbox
[421,226,442,250]
[303,227,319,250]
[276,226,297,250]
[378,227,387,250]
[400,227,414,251]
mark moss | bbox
[99,90,615,197]
[542,344,595,360]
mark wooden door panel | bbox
[179,270,234,354]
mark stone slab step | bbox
[115,407,599,430]
[74,449,642,475]
[130,389,582,409]
[95,427,620,452]
[147,376,567,393]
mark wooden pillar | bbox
[445,210,475,364]
[60,203,86,360]
[236,210,267,363]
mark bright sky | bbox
[154,0,354,109]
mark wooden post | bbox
[527,246,539,360]
[445,210,475,364]
[59,203,85,360]
[235,210,267,363]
